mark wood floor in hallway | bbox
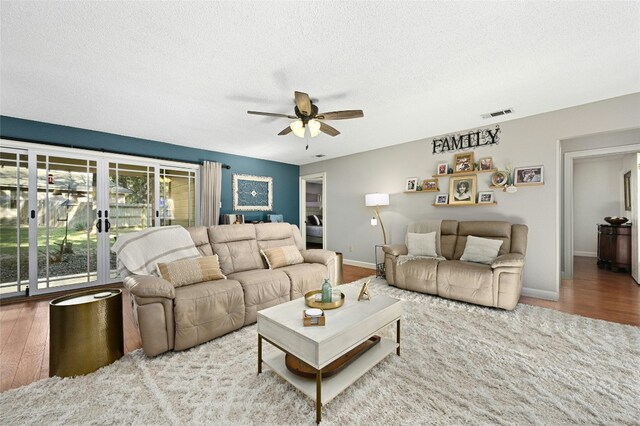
[1,260,637,392]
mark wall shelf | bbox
[405,189,439,193]
[432,169,497,178]
[432,202,498,207]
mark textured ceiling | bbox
[1,2,639,165]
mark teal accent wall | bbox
[0,116,299,225]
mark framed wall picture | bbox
[405,177,418,192]
[514,166,544,186]
[453,152,474,173]
[435,193,449,205]
[421,179,439,192]
[477,191,495,204]
[491,171,508,186]
[233,174,273,211]
[624,171,631,211]
[437,163,448,175]
[479,157,493,171]
[449,175,477,205]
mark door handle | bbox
[31,210,36,219]
[105,218,111,233]
[96,218,102,233]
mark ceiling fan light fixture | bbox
[290,119,306,138]
[308,119,321,137]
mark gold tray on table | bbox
[304,290,345,309]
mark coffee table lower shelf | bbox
[262,338,398,406]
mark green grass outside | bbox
[0,226,96,256]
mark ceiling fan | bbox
[247,91,364,149]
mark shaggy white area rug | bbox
[1,278,639,425]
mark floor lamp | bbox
[365,193,390,245]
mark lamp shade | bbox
[365,193,389,206]
[290,120,306,138]
[308,119,321,137]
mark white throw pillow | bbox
[406,232,437,257]
[460,236,503,264]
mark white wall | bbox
[572,157,624,257]
[300,93,640,300]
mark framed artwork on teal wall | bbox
[233,174,273,211]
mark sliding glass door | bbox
[0,149,29,295]
[31,153,101,293]
[108,161,156,279]
[0,140,200,298]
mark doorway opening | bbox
[558,131,639,323]
[299,172,326,250]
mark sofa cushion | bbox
[227,269,291,325]
[209,225,264,275]
[437,260,493,306]
[440,220,458,260]
[407,232,437,257]
[255,222,298,250]
[186,226,214,256]
[157,255,226,287]
[173,279,245,351]
[453,221,512,259]
[279,263,327,299]
[460,236,503,265]
[261,245,304,269]
[394,258,439,295]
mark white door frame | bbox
[562,143,640,279]
[299,172,327,249]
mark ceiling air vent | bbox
[481,108,514,119]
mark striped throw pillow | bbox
[261,245,304,269]
[157,255,226,287]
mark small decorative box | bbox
[303,308,325,326]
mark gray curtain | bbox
[200,161,222,226]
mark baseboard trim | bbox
[343,259,376,269]
[574,251,597,258]
[521,287,559,301]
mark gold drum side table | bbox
[49,288,124,377]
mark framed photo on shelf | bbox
[449,175,477,205]
[514,166,544,185]
[479,157,493,171]
[453,152,474,173]
[435,193,449,205]
[437,163,448,175]
[491,171,509,186]
[405,177,418,192]
[477,191,495,204]
[421,179,439,191]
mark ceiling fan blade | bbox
[319,122,340,137]
[278,126,292,136]
[294,91,312,116]
[316,110,364,120]
[248,111,297,119]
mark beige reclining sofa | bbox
[122,223,336,356]
[383,220,527,310]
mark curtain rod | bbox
[1,136,231,169]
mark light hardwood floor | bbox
[1,259,637,392]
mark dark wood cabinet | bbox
[597,224,632,272]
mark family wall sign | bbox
[431,125,501,154]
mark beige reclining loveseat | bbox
[383,220,527,310]
[122,223,336,356]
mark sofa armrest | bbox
[491,253,525,269]
[123,275,175,299]
[300,249,336,266]
[382,244,408,257]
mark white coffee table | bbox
[257,285,402,423]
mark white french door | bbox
[0,140,199,298]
